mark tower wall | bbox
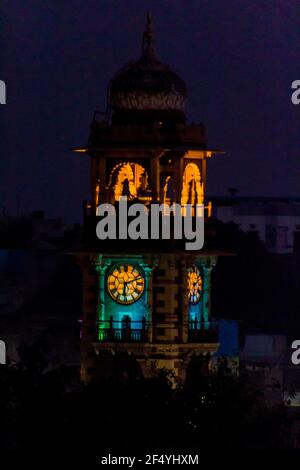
[77,253,218,383]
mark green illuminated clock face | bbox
[187,266,202,305]
[107,264,145,304]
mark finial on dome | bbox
[142,12,155,60]
[146,11,152,30]
[109,12,187,118]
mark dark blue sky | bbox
[0,0,299,223]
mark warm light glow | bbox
[73,147,88,153]
[107,263,145,304]
[109,162,149,203]
[181,163,204,208]
[187,265,202,304]
[206,201,212,217]
[95,180,100,206]
[185,150,205,159]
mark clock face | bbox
[187,266,202,305]
[107,264,145,304]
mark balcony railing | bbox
[188,321,218,343]
[97,319,218,343]
[98,328,148,343]
[98,319,148,343]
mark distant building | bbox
[211,197,300,254]
[240,334,300,447]
[240,334,300,405]
[0,249,81,367]
[0,210,81,250]
[212,319,239,373]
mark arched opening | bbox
[109,163,150,203]
[111,163,136,201]
[181,163,204,207]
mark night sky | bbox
[0,0,299,223]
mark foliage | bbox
[0,345,292,450]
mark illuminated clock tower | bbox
[74,15,221,383]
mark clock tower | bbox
[74,15,221,383]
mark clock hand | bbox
[120,276,143,297]
[124,276,142,284]
[122,282,126,295]
[123,279,135,292]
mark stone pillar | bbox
[201,258,216,327]
[140,263,155,343]
[98,156,107,203]
[181,259,189,343]
[175,154,185,205]
[150,154,160,202]
[95,265,107,323]
[201,158,207,196]
[94,258,111,340]
[152,254,180,343]
[77,255,97,382]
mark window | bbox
[265,225,288,251]
[277,226,288,251]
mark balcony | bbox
[97,319,218,344]
[188,321,218,343]
[98,319,148,343]
[98,328,148,343]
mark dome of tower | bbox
[109,14,187,116]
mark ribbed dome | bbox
[109,14,187,114]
